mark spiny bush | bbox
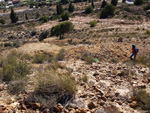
[61,12,70,21]
[90,20,97,27]
[137,90,150,110]
[33,53,53,64]
[85,5,93,14]
[81,51,95,64]
[12,40,20,48]
[1,52,31,82]
[39,30,49,41]
[100,4,115,19]
[55,48,66,61]
[26,69,76,107]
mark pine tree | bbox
[91,0,94,8]
[68,3,74,13]
[56,2,64,15]
[111,0,118,6]
[25,13,28,20]
[101,0,107,8]
[10,8,18,23]
[122,0,126,3]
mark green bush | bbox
[61,12,70,21]
[51,21,74,39]
[134,0,143,5]
[85,5,93,14]
[12,40,20,48]
[26,69,76,107]
[8,35,17,40]
[137,90,150,110]
[39,30,49,41]
[4,43,12,47]
[100,4,115,19]
[145,30,150,35]
[144,4,150,10]
[1,53,31,82]
[68,3,74,13]
[39,16,49,23]
[31,30,37,36]
[0,18,5,24]
[55,49,66,61]
[90,20,97,27]
[122,7,131,12]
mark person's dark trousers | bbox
[130,53,136,60]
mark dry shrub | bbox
[26,69,76,107]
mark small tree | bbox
[61,12,70,21]
[111,0,118,6]
[101,0,107,8]
[134,0,143,5]
[56,2,64,15]
[68,3,74,13]
[10,8,18,23]
[85,5,93,14]
[100,4,115,18]
[91,0,94,8]
[51,21,74,39]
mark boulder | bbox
[88,102,96,109]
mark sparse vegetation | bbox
[1,52,31,82]
[55,48,66,61]
[39,16,49,23]
[26,69,76,107]
[90,20,97,27]
[137,90,150,110]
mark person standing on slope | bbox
[130,44,138,60]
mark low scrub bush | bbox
[90,20,97,27]
[26,69,76,107]
[8,78,27,94]
[137,90,150,110]
[31,30,37,36]
[85,5,93,14]
[144,4,150,10]
[1,52,31,82]
[33,53,53,64]
[39,30,49,41]
[55,49,66,61]
[82,74,88,82]
[39,16,49,23]
[61,12,70,21]
[81,51,95,64]
[0,18,5,24]
[145,30,150,35]
[122,7,131,12]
